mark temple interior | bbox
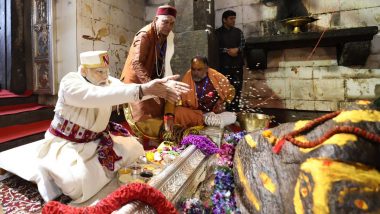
[0,0,379,213]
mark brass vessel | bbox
[237,113,274,132]
[281,16,318,33]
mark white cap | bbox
[80,51,109,68]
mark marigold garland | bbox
[42,183,178,214]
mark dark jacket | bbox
[215,26,245,69]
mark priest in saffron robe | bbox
[171,56,237,129]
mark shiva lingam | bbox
[281,16,318,33]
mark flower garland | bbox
[42,183,178,214]
[180,132,245,214]
[273,111,340,154]
[211,132,245,214]
[218,143,235,167]
[181,198,209,213]
[272,111,380,154]
[180,134,219,156]
[212,166,237,214]
[146,141,181,164]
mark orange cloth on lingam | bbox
[174,68,235,128]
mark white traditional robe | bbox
[0,69,146,203]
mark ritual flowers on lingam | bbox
[180,132,245,214]
[145,141,180,164]
[212,166,237,214]
[210,132,244,214]
[218,143,235,167]
[179,134,219,156]
[180,198,210,214]
[224,131,246,145]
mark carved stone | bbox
[117,129,223,212]
[115,145,209,213]
[31,0,55,94]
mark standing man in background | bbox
[120,5,177,146]
[216,10,245,112]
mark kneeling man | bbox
[36,50,189,202]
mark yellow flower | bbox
[268,136,277,145]
[146,151,155,162]
[356,100,371,105]
[262,130,272,138]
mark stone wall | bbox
[145,0,211,76]
[55,0,77,83]
[76,0,145,78]
[171,0,211,75]
[55,0,145,80]
[215,0,380,113]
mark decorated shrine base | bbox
[1,126,231,213]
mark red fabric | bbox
[49,116,130,171]
[0,89,33,98]
[156,6,177,17]
[164,115,174,121]
[0,103,48,116]
[48,121,99,144]
[227,123,243,133]
[0,120,51,144]
[119,121,134,135]
[272,138,286,154]
[42,183,178,214]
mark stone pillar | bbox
[171,0,216,76]
[171,30,208,75]
[193,0,215,30]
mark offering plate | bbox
[281,16,318,33]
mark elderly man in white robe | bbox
[7,50,189,203]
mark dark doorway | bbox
[0,0,31,93]
[0,0,7,90]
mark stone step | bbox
[0,132,45,152]
[0,95,38,107]
[0,95,53,151]
[0,107,54,128]
[0,119,51,152]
